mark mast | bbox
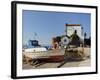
[34,32,37,40]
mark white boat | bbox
[23,39,65,62]
[23,49,65,62]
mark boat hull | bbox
[34,55,64,62]
[23,49,65,62]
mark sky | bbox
[22,10,91,46]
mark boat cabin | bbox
[28,40,40,47]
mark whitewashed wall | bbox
[66,26,82,38]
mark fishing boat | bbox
[23,39,65,62]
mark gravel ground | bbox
[23,48,91,69]
[23,58,90,69]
